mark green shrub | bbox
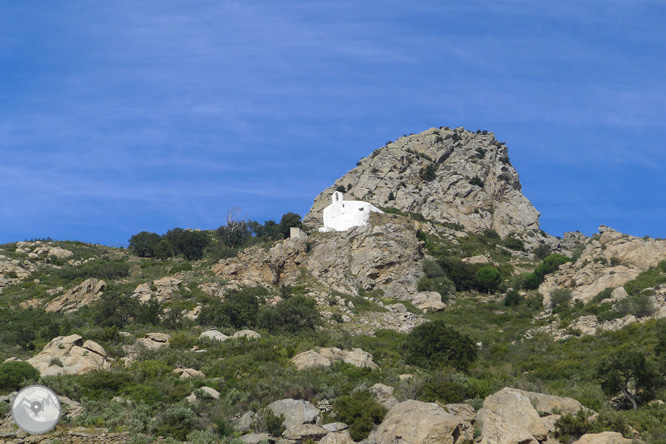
[198,286,263,329]
[264,408,286,437]
[550,289,573,308]
[504,236,524,251]
[152,406,198,441]
[258,295,322,333]
[165,228,211,261]
[333,391,387,441]
[533,244,552,260]
[0,361,40,392]
[420,164,437,182]
[624,267,666,296]
[416,276,456,299]
[554,410,595,443]
[403,320,477,371]
[469,176,484,187]
[513,272,541,290]
[437,257,481,291]
[504,289,522,306]
[592,287,614,303]
[534,254,570,279]
[422,259,445,278]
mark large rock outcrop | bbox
[475,387,584,444]
[291,347,378,370]
[539,226,666,305]
[304,127,540,238]
[27,334,112,376]
[213,217,423,298]
[44,278,106,313]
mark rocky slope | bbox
[304,127,540,239]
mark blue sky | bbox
[1,1,665,245]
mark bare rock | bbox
[282,424,329,441]
[240,433,274,444]
[137,332,170,350]
[213,238,308,287]
[232,330,262,340]
[375,399,473,444]
[268,399,320,429]
[320,430,355,444]
[573,432,633,444]
[411,291,445,312]
[27,335,111,375]
[200,330,229,342]
[44,278,106,313]
[233,411,256,433]
[323,423,349,432]
[291,347,378,370]
[475,388,584,444]
[370,384,399,410]
[173,368,206,379]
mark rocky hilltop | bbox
[304,127,540,239]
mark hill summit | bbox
[304,126,540,238]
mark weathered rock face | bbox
[475,388,584,444]
[308,217,423,298]
[132,277,182,303]
[267,399,320,429]
[212,217,423,298]
[305,127,540,239]
[137,332,170,350]
[213,238,309,287]
[411,291,446,312]
[0,254,36,292]
[291,347,378,370]
[27,334,111,376]
[539,226,666,305]
[572,432,633,444]
[44,278,106,313]
[375,399,474,444]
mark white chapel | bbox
[319,191,383,232]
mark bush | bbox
[198,287,263,329]
[504,289,522,306]
[476,266,501,293]
[533,244,552,260]
[128,232,161,257]
[92,287,139,328]
[513,272,541,290]
[420,164,437,182]
[551,289,573,308]
[504,236,524,252]
[535,254,570,279]
[258,295,322,333]
[404,320,477,371]
[469,176,484,187]
[0,361,40,392]
[422,259,445,278]
[437,257,481,291]
[152,406,198,441]
[333,391,387,441]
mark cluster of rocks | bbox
[132,276,182,303]
[0,254,36,292]
[539,226,666,306]
[199,329,262,342]
[339,304,425,335]
[528,284,666,341]
[233,387,629,444]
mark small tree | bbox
[535,253,570,280]
[550,288,573,308]
[278,212,302,239]
[333,391,387,441]
[128,231,161,257]
[476,266,501,293]
[596,349,658,410]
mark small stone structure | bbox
[290,227,308,240]
[319,191,383,232]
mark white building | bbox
[319,191,383,232]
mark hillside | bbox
[1,127,666,444]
